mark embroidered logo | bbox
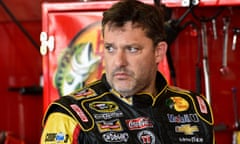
[167,113,199,123]
[70,104,88,122]
[166,96,189,112]
[96,119,123,133]
[175,124,199,135]
[89,101,118,112]
[197,96,208,114]
[45,132,69,143]
[94,111,124,120]
[126,117,153,130]
[74,88,96,98]
[137,130,155,144]
[102,132,129,143]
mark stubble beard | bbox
[107,68,149,97]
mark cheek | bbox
[137,52,156,65]
[140,57,157,74]
[103,56,112,71]
[132,57,154,71]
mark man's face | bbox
[103,22,166,97]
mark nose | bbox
[114,50,128,67]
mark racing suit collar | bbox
[133,72,168,106]
[101,71,168,106]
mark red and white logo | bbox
[197,96,208,114]
[137,130,155,144]
[126,117,153,130]
[70,104,88,122]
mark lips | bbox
[114,72,129,80]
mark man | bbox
[40,0,214,143]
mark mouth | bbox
[113,72,130,80]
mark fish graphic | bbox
[54,42,101,96]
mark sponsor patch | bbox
[96,119,123,133]
[166,96,189,112]
[45,132,69,143]
[167,113,199,123]
[89,101,118,113]
[197,96,208,114]
[126,117,153,130]
[137,130,155,144]
[179,136,204,143]
[70,104,88,122]
[102,132,129,143]
[74,88,96,98]
[94,111,124,120]
[175,124,199,135]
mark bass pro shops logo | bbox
[165,96,189,112]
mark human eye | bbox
[127,46,140,53]
[104,44,115,53]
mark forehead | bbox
[103,22,154,48]
[104,21,146,33]
[103,23,149,44]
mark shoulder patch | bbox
[192,95,214,125]
[196,96,208,114]
[70,104,89,122]
[70,87,97,100]
[166,96,190,112]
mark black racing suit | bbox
[41,72,214,144]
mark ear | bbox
[155,41,168,63]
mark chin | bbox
[114,85,134,95]
[114,81,132,89]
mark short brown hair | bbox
[102,0,166,46]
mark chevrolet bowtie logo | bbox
[175,124,199,135]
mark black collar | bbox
[101,71,168,106]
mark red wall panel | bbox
[170,6,240,144]
[0,21,42,144]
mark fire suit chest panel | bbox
[43,73,213,144]
[50,91,213,144]
[78,93,164,143]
